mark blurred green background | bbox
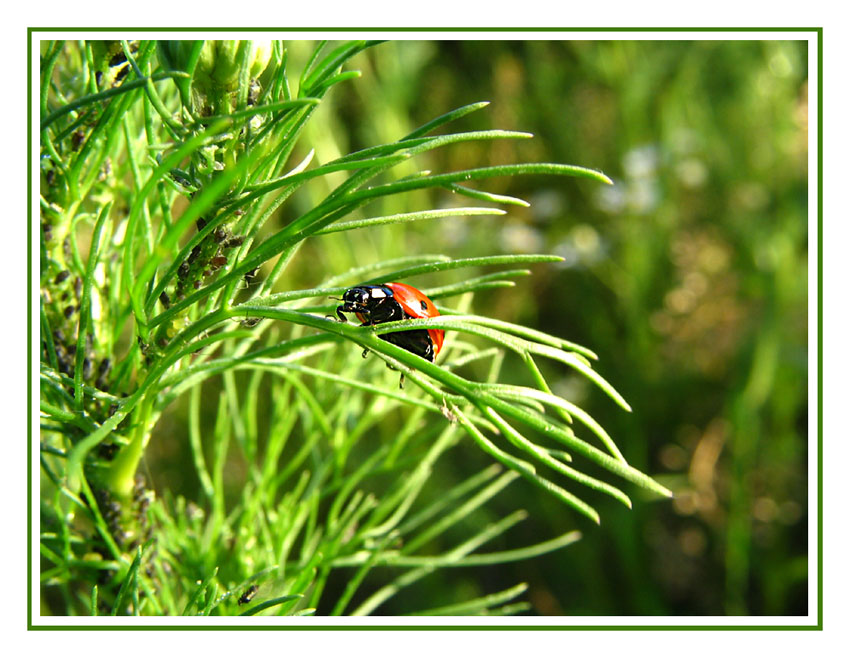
[151,39,809,616]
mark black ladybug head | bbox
[338,285,404,325]
[342,286,373,309]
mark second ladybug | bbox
[335,282,444,362]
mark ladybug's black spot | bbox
[420,300,428,311]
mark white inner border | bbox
[29,29,820,629]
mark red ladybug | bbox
[335,282,444,362]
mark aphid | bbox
[222,235,245,249]
[238,585,259,605]
[71,129,85,151]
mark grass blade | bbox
[410,582,528,616]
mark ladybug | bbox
[335,282,444,363]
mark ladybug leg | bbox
[335,306,349,322]
[422,341,435,362]
[361,348,369,359]
[381,361,405,387]
[375,356,405,387]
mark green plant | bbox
[39,39,670,616]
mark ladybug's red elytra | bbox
[335,282,444,362]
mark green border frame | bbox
[28,27,822,630]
